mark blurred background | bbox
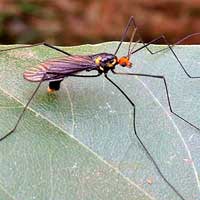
[0,0,199,46]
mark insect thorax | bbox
[92,53,118,72]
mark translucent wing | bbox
[23,55,97,82]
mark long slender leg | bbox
[114,16,164,55]
[104,73,186,200]
[0,72,101,141]
[114,16,135,55]
[125,17,200,54]
[47,72,102,91]
[133,33,200,57]
[112,70,200,131]
[124,18,199,75]
[0,76,45,142]
[0,42,71,56]
[114,16,146,56]
[116,16,199,59]
[144,32,200,55]
[56,73,101,78]
[46,71,101,78]
[131,34,200,79]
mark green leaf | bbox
[0,43,199,200]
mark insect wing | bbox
[23,55,97,82]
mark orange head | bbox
[117,56,132,68]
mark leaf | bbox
[0,42,200,200]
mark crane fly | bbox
[0,16,200,200]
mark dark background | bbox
[0,0,199,45]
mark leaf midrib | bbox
[0,85,155,200]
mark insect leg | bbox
[140,32,200,55]
[131,35,200,78]
[114,16,138,55]
[0,71,101,141]
[0,42,71,56]
[114,16,152,56]
[66,73,102,78]
[117,16,200,56]
[114,16,163,55]
[104,73,186,200]
[0,76,45,142]
[112,70,200,131]
[46,71,101,91]
[46,71,102,78]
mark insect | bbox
[0,16,199,200]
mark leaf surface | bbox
[0,43,200,200]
